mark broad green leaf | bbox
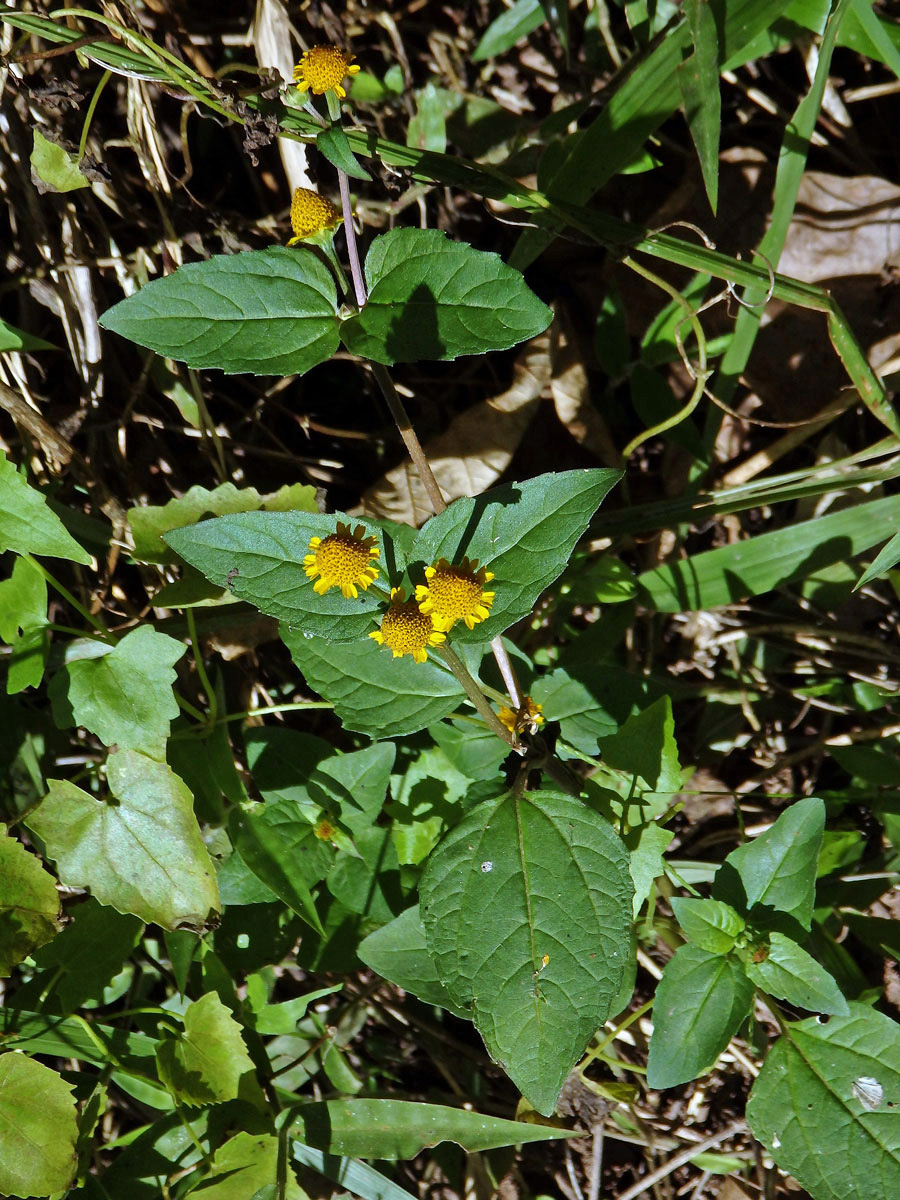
[1,1007,159,1069]
[670,897,745,955]
[294,1098,579,1158]
[155,991,257,1107]
[0,832,62,975]
[473,0,545,61]
[99,247,340,376]
[31,129,88,192]
[646,945,753,1089]
[245,727,333,808]
[32,897,143,1012]
[0,452,91,563]
[747,1003,900,1200]
[191,1132,307,1200]
[49,625,185,758]
[638,494,900,612]
[713,797,824,928]
[389,745,469,866]
[0,555,49,693]
[165,511,391,643]
[230,804,329,935]
[282,625,468,738]
[429,719,510,781]
[745,931,849,1015]
[29,749,219,930]
[311,742,396,836]
[420,788,633,1114]
[677,0,721,213]
[411,469,622,644]
[339,228,552,364]
[359,905,469,1018]
[596,695,682,792]
[532,664,660,753]
[129,481,318,564]
[0,1054,78,1197]
[327,827,404,922]
[253,985,342,1035]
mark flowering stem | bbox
[438,645,519,750]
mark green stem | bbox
[185,608,216,728]
[78,67,110,158]
[25,555,111,639]
[438,645,517,748]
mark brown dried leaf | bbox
[550,305,619,466]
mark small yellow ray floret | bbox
[303,521,379,598]
[415,556,495,632]
[369,588,446,664]
[293,45,360,99]
[288,187,342,244]
[498,697,545,736]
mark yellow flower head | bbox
[415,556,495,632]
[293,45,360,99]
[369,588,446,664]
[498,697,545,736]
[288,187,343,244]
[304,521,379,598]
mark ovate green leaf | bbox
[282,625,468,738]
[359,905,468,1018]
[0,1054,78,1198]
[713,797,824,928]
[747,1003,900,1200]
[340,228,552,364]
[0,556,49,693]
[155,991,257,1107]
[596,695,682,792]
[166,512,392,643]
[0,832,62,976]
[29,750,219,929]
[411,469,622,643]
[420,788,633,1114]
[670,897,745,955]
[32,897,143,1012]
[647,944,753,1089]
[745,931,849,1016]
[0,452,91,563]
[99,247,340,376]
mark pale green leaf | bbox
[0,1054,78,1198]
[29,750,219,929]
[99,247,340,376]
[359,905,469,1018]
[192,1132,308,1199]
[155,991,257,1107]
[596,695,682,792]
[49,625,185,757]
[31,129,88,192]
[0,556,49,693]
[129,481,318,564]
[0,832,62,976]
[420,788,633,1114]
[0,452,91,563]
[473,0,545,61]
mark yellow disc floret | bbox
[415,556,495,632]
[288,187,342,244]
[369,588,446,664]
[498,697,545,736]
[303,521,379,598]
[293,45,360,99]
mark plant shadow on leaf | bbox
[712,863,810,942]
[384,281,445,363]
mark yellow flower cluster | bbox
[303,525,495,664]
